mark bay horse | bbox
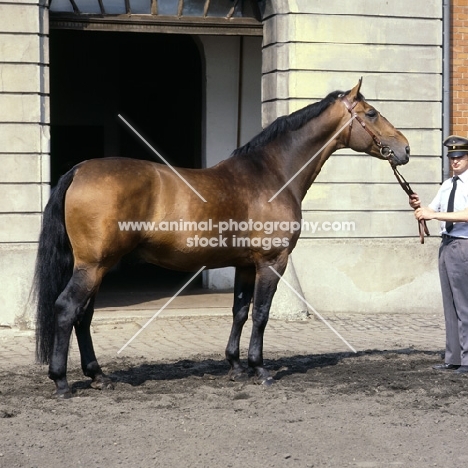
[34,79,410,398]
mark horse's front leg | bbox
[74,296,113,391]
[226,266,255,381]
[248,259,287,386]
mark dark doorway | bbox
[49,29,202,180]
[49,29,203,292]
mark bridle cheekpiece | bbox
[341,95,394,161]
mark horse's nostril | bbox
[405,146,411,155]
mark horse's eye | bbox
[366,109,377,118]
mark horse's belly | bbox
[138,233,253,271]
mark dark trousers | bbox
[439,237,468,365]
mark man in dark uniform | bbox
[410,135,468,373]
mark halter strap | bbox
[392,166,430,244]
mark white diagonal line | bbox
[118,114,207,203]
[268,115,356,202]
[117,266,206,354]
[268,266,357,353]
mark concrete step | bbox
[94,288,233,324]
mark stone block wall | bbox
[0,0,49,326]
[264,0,444,315]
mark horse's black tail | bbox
[34,167,77,364]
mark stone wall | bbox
[0,0,49,326]
[265,0,444,316]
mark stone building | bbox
[0,0,450,326]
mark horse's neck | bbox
[296,146,335,200]
[273,112,342,201]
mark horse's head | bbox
[339,79,410,167]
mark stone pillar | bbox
[0,0,49,327]
[263,1,309,320]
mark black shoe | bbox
[432,363,460,370]
[454,365,468,374]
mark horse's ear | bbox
[347,77,363,102]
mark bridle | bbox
[341,95,393,160]
[341,95,430,244]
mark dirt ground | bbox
[1,350,467,468]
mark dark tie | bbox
[446,176,459,233]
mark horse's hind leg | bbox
[226,266,255,381]
[49,266,102,398]
[74,296,113,391]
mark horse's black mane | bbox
[232,89,363,157]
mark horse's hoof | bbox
[261,376,275,387]
[253,376,275,387]
[228,368,249,382]
[103,381,114,390]
[52,389,73,399]
[91,381,114,391]
[90,376,114,391]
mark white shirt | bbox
[429,168,468,237]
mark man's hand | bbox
[409,193,421,209]
[415,207,435,221]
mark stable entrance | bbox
[49,11,263,296]
[49,31,203,181]
[49,30,203,291]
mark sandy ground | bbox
[1,349,467,468]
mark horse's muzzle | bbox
[387,145,410,167]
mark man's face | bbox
[450,154,468,175]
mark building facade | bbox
[452,1,468,136]
[0,0,451,326]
